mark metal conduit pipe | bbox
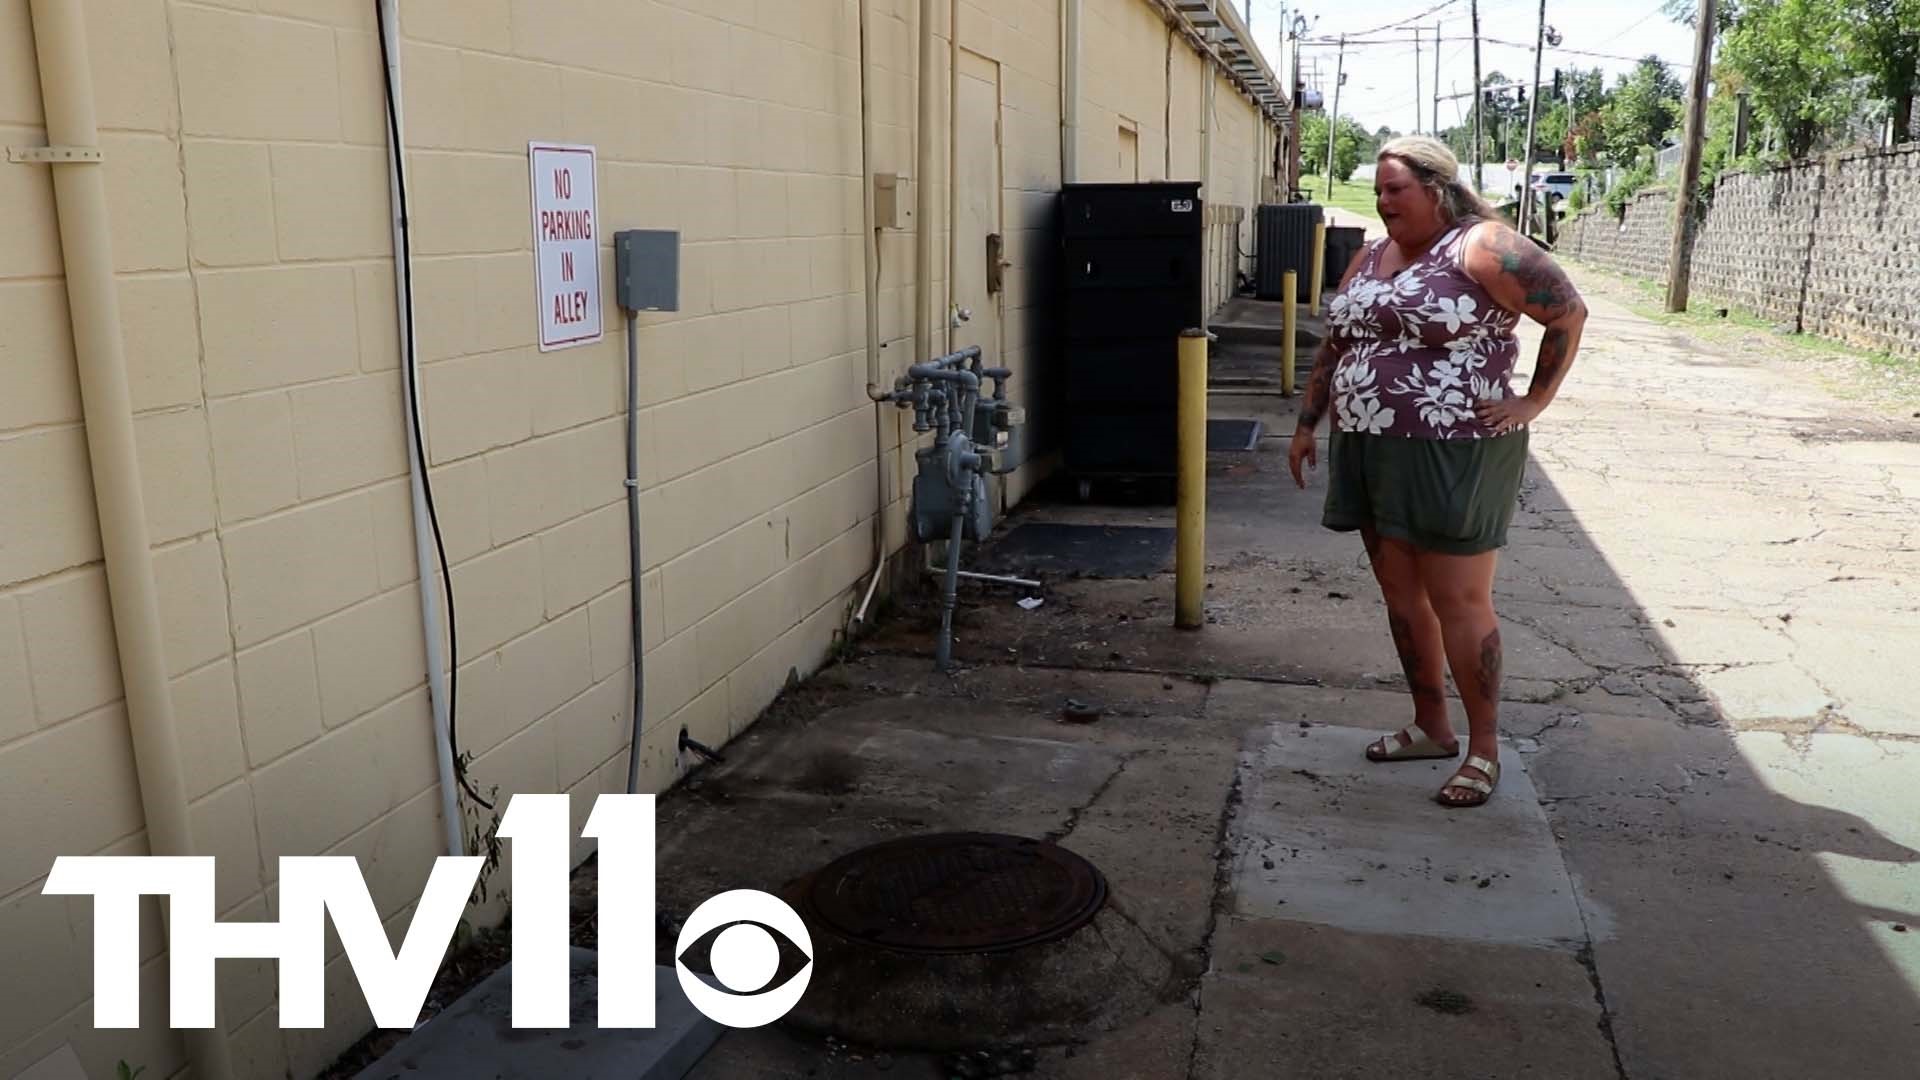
[26,2,238,1077]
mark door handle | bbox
[986,232,1006,295]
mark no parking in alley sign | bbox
[529,142,602,351]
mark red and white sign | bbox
[529,143,602,351]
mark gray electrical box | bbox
[614,229,680,312]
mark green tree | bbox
[1846,0,1920,143]
[1719,0,1860,158]
[1601,57,1684,165]
[1299,112,1372,181]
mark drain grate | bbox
[802,833,1107,955]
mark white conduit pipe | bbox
[26,2,238,1077]
[853,0,890,632]
[378,0,464,860]
[1063,0,1081,183]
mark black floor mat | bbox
[975,523,1176,579]
[1208,418,1264,451]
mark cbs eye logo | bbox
[674,890,815,1027]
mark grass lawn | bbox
[1304,177,1380,221]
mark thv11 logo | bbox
[43,794,812,1030]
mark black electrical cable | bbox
[373,2,491,812]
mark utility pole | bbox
[1665,0,1717,312]
[1325,34,1346,199]
[1470,0,1484,196]
[1414,28,1423,134]
[1433,23,1442,134]
[1518,0,1546,235]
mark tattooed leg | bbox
[1363,529,1453,744]
[1414,548,1502,799]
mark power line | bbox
[1343,0,1460,38]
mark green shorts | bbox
[1320,430,1529,555]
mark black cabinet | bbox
[1059,182,1203,494]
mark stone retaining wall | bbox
[1558,145,1920,360]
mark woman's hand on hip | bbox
[1288,426,1318,488]
[1476,395,1545,435]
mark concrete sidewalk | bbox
[659,266,1920,1078]
[367,261,1920,1079]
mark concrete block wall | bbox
[1799,146,1920,356]
[1560,144,1920,360]
[0,2,1280,1077]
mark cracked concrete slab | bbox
[1192,920,1617,1080]
[1229,724,1586,950]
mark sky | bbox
[1236,0,1703,136]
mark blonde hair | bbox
[1377,135,1496,223]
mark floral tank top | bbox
[1325,218,1519,440]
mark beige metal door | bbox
[952,50,1003,367]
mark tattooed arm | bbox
[1289,246,1373,488]
[1461,222,1588,433]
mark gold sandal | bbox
[1365,725,1461,762]
[1436,755,1500,808]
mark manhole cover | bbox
[802,833,1107,955]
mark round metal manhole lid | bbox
[802,832,1108,955]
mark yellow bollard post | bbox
[1281,270,1298,397]
[1309,221,1327,316]
[1176,328,1208,630]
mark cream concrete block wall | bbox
[0,1,1278,1075]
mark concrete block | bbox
[0,705,144,899]
[660,515,785,637]
[18,570,121,727]
[552,671,630,792]
[312,586,428,730]
[649,378,770,482]
[221,493,381,646]
[401,0,512,51]
[174,5,342,140]
[0,127,62,280]
[423,456,492,564]
[236,629,324,767]
[198,265,360,396]
[121,274,206,413]
[335,28,390,147]
[588,581,634,683]
[365,478,423,590]
[290,373,409,499]
[272,144,392,261]
[252,687,437,859]
[471,252,540,354]
[529,339,621,437]
[406,151,529,257]
[0,596,33,745]
[486,435,584,545]
[449,537,545,656]
[318,786,444,921]
[134,407,216,543]
[0,426,100,588]
[352,951,723,1080]
[0,895,93,1058]
[100,133,187,273]
[0,281,79,435]
[509,0,672,78]
[190,780,265,912]
[456,606,592,757]
[152,534,232,677]
[209,392,300,523]
[355,263,402,373]
[423,348,532,462]
[461,52,564,155]
[541,503,629,618]
[695,573,795,691]
[171,660,246,801]
[183,140,278,268]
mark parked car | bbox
[1529,172,1578,202]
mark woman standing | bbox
[1287,136,1587,808]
